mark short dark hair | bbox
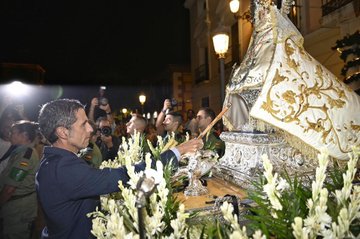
[38,99,85,144]
[199,107,216,121]
[132,113,147,127]
[166,111,183,124]
[95,116,109,128]
[12,120,39,142]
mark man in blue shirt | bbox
[36,99,203,239]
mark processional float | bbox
[213,0,360,188]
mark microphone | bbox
[135,169,160,208]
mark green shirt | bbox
[0,144,39,194]
[203,129,225,157]
[0,144,40,223]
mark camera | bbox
[170,98,178,107]
[100,126,112,137]
[98,86,108,106]
[98,97,108,106]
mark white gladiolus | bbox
[302,149,330,238]
[90,133,192,238]
[325,149,360,238]
[252,230,266,239]
[170,204,190,239]
[292,217,309,239]
[262,154,283,211]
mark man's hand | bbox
[90,97,99,108]
[162,99,171,113]
[101,135,114,148]
[175,138,204,155]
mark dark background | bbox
[0,0,190,116]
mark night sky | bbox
[0,0,190,116]
[0,0,190,86]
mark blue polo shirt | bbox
[36,146,140,239]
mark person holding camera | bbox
[88,97,113,125]
[95,117,121,161]
[155,98,175,136]
[36,98,204,238]
[156,99,186,144]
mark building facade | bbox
[184,0,360,113]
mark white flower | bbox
[262,154,283,211]
[292,217,309,239]
[252,230,266,239]
[170,204,190,239]
[276,178,290,192]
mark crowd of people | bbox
[0,94,226,239]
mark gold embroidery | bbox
[261,37,357,154]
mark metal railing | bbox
[322,0,353,16]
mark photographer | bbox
[155,98,177,136]
[95,117,121,161]
[88,86,113,126]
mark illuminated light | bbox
[139,94,146,113]
[212,29,229,103]
[212,33,229,59]
[153,111,158,119]
[139,94,146,105]
[229,0,240,13]
[5,81,29,97]
[122,108,128,114]
[147,113,151,120]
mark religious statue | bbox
[215,0,360,187]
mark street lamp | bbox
[122,108,128,119]
[139,94,146,114]
[229,0,251,21]
[229,0,240,13]
[212,31,229,104]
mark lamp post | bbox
[122,108,128,120]
[139,94,146,114]
[229,0,240,13]
[212,32,229,104]
[229,0,251,21]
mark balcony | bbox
[322,0,354,16]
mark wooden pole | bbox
[197,103,231,139]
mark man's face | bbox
[163,115,178,133]
[126,116,137,135]
[196,110,211,131]
[187,110,194,119]
[10,128,25,145]
[98,119,111,129]
[67,109,93,152]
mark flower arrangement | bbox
[88,131,201,238]
[218,147,360,239]
[88,129,360,239]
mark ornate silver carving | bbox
[214,131,320,189]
